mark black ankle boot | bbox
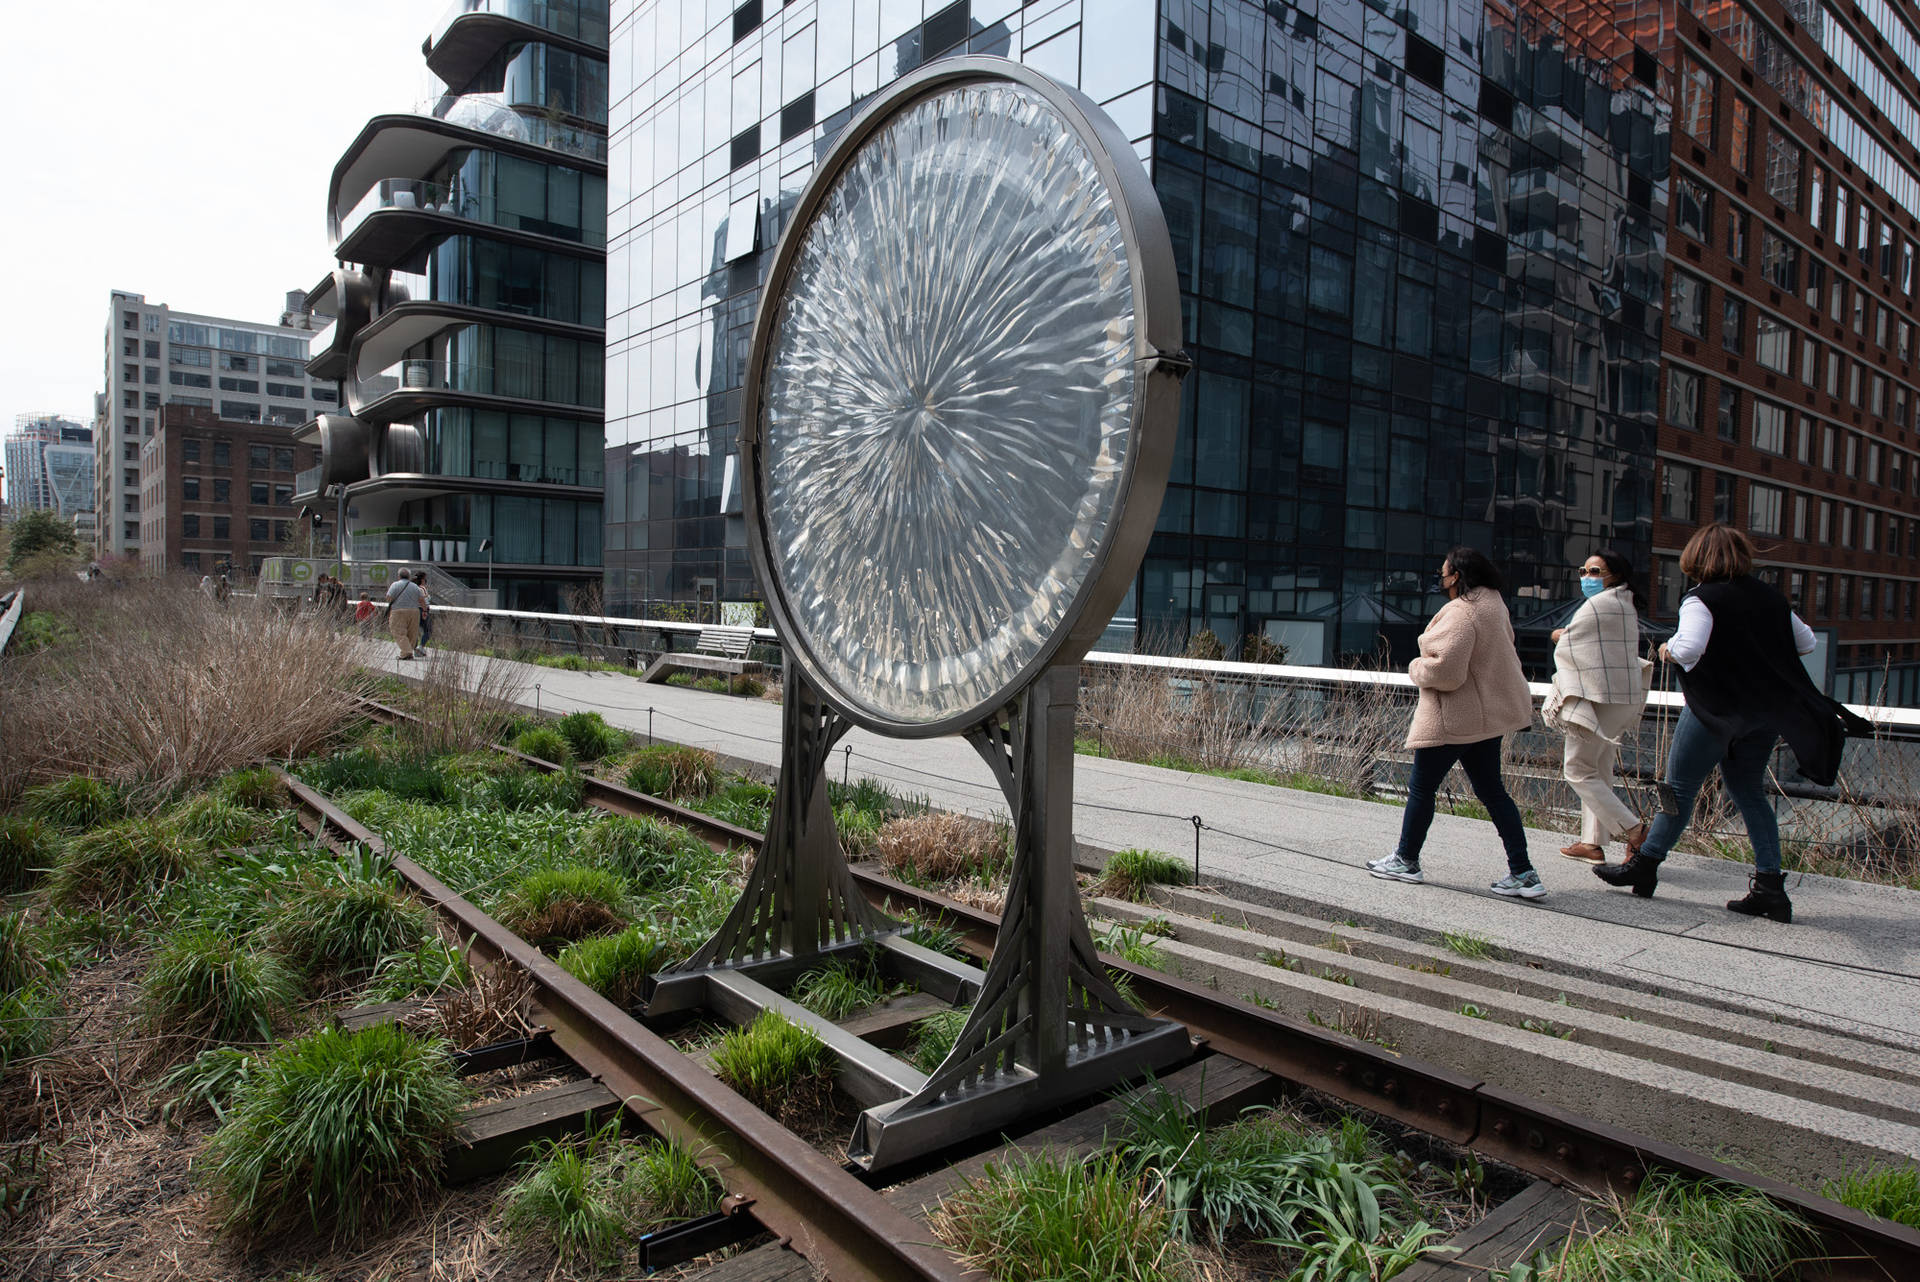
[1727,872,1793,923]
[1593,853,1660,898]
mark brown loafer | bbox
[1621,821,1649,855]
[1559,842,1606,863]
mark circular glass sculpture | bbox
[744,59,1181,734]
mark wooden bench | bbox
[639,625,763,683]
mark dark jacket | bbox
[1680,576,1870,786]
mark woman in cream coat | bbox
[1548,550,1648,863]
[1367,547,1543,898]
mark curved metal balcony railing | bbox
[338,177,606,249]
[420,92,605,163]
[353,357,603,413]
[431,0,609,51]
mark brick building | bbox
[140,405,319,578]
[1659,0,1920,704]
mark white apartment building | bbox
[97,290,336,559]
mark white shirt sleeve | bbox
[1666,595,1712,671]
[1789,611,1817,656]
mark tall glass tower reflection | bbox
[603,0,1668,671]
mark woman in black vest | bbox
[1593,524,1864,922]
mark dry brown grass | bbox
[401,962,534,1052]
[0,578,371,808]
[873,811,1007,882]
[397,647,529,757]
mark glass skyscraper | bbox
[604,0,1669,668]
[295,0,610,611]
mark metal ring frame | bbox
[739,55,1189,739]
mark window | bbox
[1667,367,1702,429]
[122,468,136,488]
[1835,186,1850,250]
[209,516,228,540]
[182,477,200,501]
[1846,434,1860,477]
[1800,338,1817,384]
[1877,304,1892,349]
[274,521,291,543]
[248,444,270,471]
[1901,322,1913,363]
[1853,290,1867,335]
[1811,165,1827,231]
[1749,483,1784,535]
[1850,361,1863,407]
[264,383,304,400]
[1863,511,1879,552]
[1841,505,1855,547]
[122,494,138,514]
[183,438,201,462]
[1868,441,1882,485]
[1766,131,1801,208]
[1883,224,1898,280]
[272,447,293,472]
[312,387,337,404]
[1728,208,1748,263]
[1717,385,1740,441]
[249,482,269,504]
[1826,346,1841,396]
[217,377,259,394]
[1755,314,1791,372]
[219,353,254,372]
[1729,97,1753,174]
[122,442,138,462]
[1805,259,1823,309]
[1858,204,1873,266]
[1676,177,1712,241]
[1657,558,1686,614]
[1662,463,1698,520]
[1796,414,1814,462]
[249,519,269,542]
[1761,232,1797,292]
[1815,574,1831,616]
[273,484,292,505]
[143,366,159,385]
[220,402,260,422]
[1793,494,1809,540]
[265,359,302,378]
[183,515,199,538]
[213,441,230,466]
[1892,450,1907,494]
[1713,472,1735,522]
[169,371,212,388]
[1838,577,1852,619]
[1822,425,1836,471]
[1670,271,1706,336]
[172,347,211,366]
[124,521,139,541]
[1873,375,1886,416]
[213,478,230,503]
[1722,296,1745,353]
[122,311,137,330]
[1680,54,1715,141]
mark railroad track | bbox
[338,696,1920,1280]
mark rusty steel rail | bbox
[345,696,1920,1279]
[278,767,972,1282]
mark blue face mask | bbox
[1579,575,1606,599]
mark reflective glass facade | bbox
[605,0,1669,666]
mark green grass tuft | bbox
[143,928,301,1041]
[932,1153,1208,1281]
[214,767,289,811]
[204,1022,469,1241]
[496,865,630,950]
[0,816,57,892]
[0,910,58,995]
[909,1007,971,1074]
[51,819,204,909]
[1441,930,1503,962]
[21,775,124,830]
[270,855,428,976]
[512,725,575,766]
[689,778,775,831]
[616,744,719,801]
[166,794,282,850]
[1822,1164,1920,1230]
[553,712,628,762]
[578,813,721,891]
[297,749,453,804]
[789,952,900,1021]
[1098,922,1169,971]
[0,983,58,1070]
[556,926,672,1008]
[622,1135,723,1222]
[1096,849,1193,902]
[159,1045,261,1124]
[486,767,584,812]
[364,939,471,1002]
[501,1131,628,1266]
[708,1011,835,1123]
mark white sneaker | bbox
[1490,870,1546,899]
[1367,854,1424,884]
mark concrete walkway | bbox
[374,649,1920,1051]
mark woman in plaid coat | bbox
[1548,550,1649,863]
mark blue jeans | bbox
[1394,735,1532,874]
[1636,707,1781,874]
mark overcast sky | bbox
[0,0,445,429]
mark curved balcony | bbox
[336,177,606,266]
[422,93,603,161]
[426,0,608,88]
[351,357,603,422]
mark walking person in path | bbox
[1593,524,1869,922]
[1367,548,1544,898]
[385,571,423,660]
[1547,550,1650,864]
[414,571,433,652]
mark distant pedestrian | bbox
[354,591,377,633]
[386,572,424,660]
[1546,550,1651,864]
[215,573,232,603]
[1367,548,1543,898]
[200,574,215,601]
[1594,524,1868,922]
[415,571,433,651]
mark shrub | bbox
[496,866,630,949]
[731,676,766,698]
[51,819,203,908]
[931,1153,1206,1281]
[21,775,123,830]
[557,926,671,1008]
[214,766,289,811]
[167,794,280,850]
[874,811,1007,882]
[617,744,718,800]
[438,750,522,783]
[1822,1164,1920,1230]
[1184,629,1224,661]
[708,1011,834,1123]
[0,815,55,892]
[501,1131,628,1266]
[512,725,575,766]
[159,1045,260,1124]
[1095,848,1193,902]
[270,856,429,976]
[910,1007,970,1075]
[143,929,301,1041]
[554,712,627,763]
[487,767,585,812]
[578,814,718,891]
[204,1022,469,1241]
